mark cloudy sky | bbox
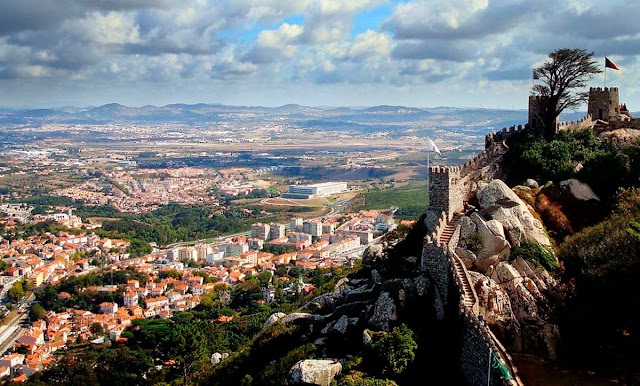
[1,0,638,108]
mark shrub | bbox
[368,324,418,376]
[535,193,573,239]
[557,188,640,374]
[511,241,558,272]
[466,231,484,253]
[337,371,399,386]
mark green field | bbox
[360,182,429,219]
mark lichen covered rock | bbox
[368,292,397,331]
[288,359,343,386]
[477,179,552,248]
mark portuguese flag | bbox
[605,57,619,70]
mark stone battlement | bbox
[556,115,593,131]
[422,211,522,385]
[528,95,548,101]
[424,211,450,248]
[428,125,518,218]
[590,87,618,92]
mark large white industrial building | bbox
[283,182,348,199]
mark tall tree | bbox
[533,48,601,140]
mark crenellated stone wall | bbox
[421,209,521,385]
[428,124,524,219]
[556,115,593,132]
[588,87,619,121]
[422,123,530,385]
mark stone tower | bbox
[428,165,464,220]
[588,87,619,121]
[528,95,555,137]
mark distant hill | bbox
[0,102,597,132]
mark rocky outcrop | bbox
[559,179,600,201]
[368,292,397,332]
[468,271,521,350]
[477,179,552,248]
[288,359,343,386]
[263,312,286,330]
[471,213,511,271]
[281,312,326,326]
[211,352,229,366]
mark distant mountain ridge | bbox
[0,102,594,129]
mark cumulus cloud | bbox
[384,0,535,40]
[348,30,393,60]
[2,0,640,107]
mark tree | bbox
[8,280,24,301]
[532,48,601,140]
[29,304,46,321]
[369,324,418,376]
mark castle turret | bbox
[528,95,556,137]
[428,165,464,219]
[588,87,619,121]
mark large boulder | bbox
[455,247,477,269]
[511,256,554,293]
[281,312,325,326]
[300,293,337,314]
[469,271,521,350]
[502,278,542,324]
[489,261,521,284]
[368,292,397,331]
[469,213,511,271]
[489,261,543,323]
[288,359,343,386]
[559,179,600,201]
[263,312,286,330]
[363,244,384,265]
[477,180,551,248]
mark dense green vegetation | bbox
[504,128,640,204]
[24,265,356,385]
[511,241,558,272]
[368,324,418,376]
[557,188,640,378]
[4,221,152,258]
[36,269,149,313]
[11,198,278,247]
[99,203,270,246]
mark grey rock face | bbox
[559,179,600,201]
[332,315,349,335]
[262,312,286,330]
[281,312,325,326]
[288,359,343,386]
[477,179,552,248]
[368,292,397,331]
[525,179,539,189]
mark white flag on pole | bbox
[427,138,441,155]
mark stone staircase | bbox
[439,212,462,246]
[438,213,476,310]
[453,252,476,309]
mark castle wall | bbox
[428,124,524,220]
[423,123,529,385]
[528,96,553,136]
[422,212,451,308]
[556,115,593,132]
[588,87,619,121]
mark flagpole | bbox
[604,55,607,88]
[427,144,430,182]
